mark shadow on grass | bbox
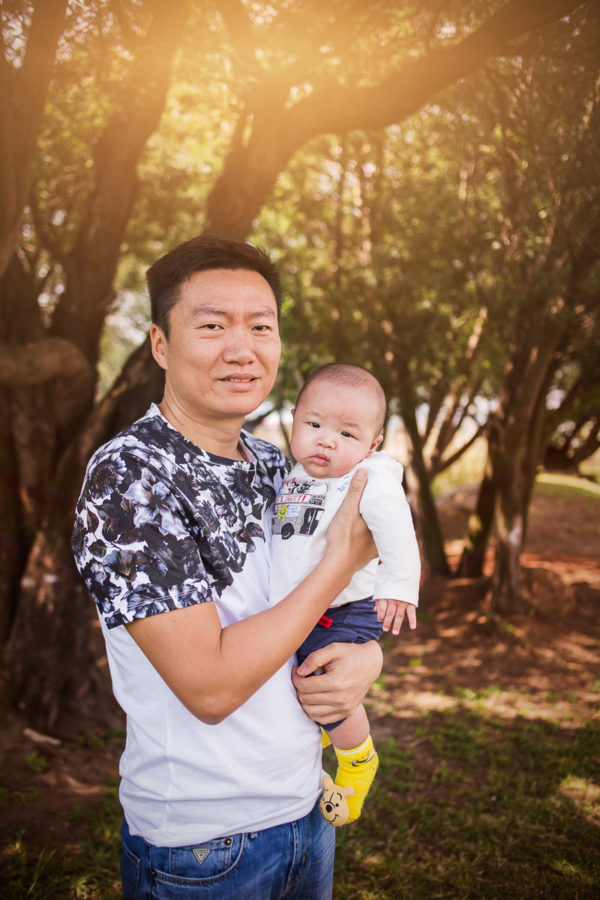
[1,786,122,900]
[330,710,599,900]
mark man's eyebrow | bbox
[247,308,278,320]
[190,306,277,320]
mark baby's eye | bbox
[307,421,320,429]
[340,431,355,439]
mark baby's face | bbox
[291,379,383,479]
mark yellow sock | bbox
[333,734,379,824]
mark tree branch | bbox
[433,422,487,477]
[0,0,68,278]
[50,0,189,363]
[0,338,93,389]
[286,0,585,141]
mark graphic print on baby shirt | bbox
[272,474,330,540]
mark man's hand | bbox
[325,468,377,573]
[292,640,383,725]
[375,598,417,636]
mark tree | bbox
[1,0,189,722]
[457,12,600,611]
[0,0,587,728]
[254,120,501,576]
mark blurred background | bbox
[1,3,599,895]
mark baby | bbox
[270,363,421,825]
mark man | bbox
[72,234,382,899]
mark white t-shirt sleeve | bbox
[359,453,421,606]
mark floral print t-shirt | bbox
[72,404,289,629]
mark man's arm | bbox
[127,469,375,724]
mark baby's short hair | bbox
[296,363,387,434]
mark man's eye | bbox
[252,324,272,333]
[200,323,222,330]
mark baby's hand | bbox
[375,599,417,636]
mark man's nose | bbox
[222,329,256,364]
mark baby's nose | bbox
[318,433,335,447]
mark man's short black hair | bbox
[147,234,282,336]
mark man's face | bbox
[291,379,383,479]
[151,268,281,429]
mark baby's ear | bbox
[291,408,296,418]
[369,433,383,453]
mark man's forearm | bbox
[127,468,373,724]
[210,551,355,719]
[127,547,355,725]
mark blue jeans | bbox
[120,798,335,899]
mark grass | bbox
[535,472,600,498]
[328,709,600,899]
[429,436,600,500]
[3,705,597,898]
[1,785,122,899]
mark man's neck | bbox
[158,400,246,460]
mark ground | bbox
[1,477,599,889]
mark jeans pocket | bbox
[120,837,141,899]
[154,832,247,887]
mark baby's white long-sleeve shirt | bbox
[270,451,421,608]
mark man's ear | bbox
[150,323,168,371]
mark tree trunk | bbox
[398,385,450,576]
[487,442,527,615]
[459,446,497,577]
[0,0,69,278]
[487,319,565,613]
[3,340,165,728]
[3,528,91,729]
[0,0,188,730]
[0,390,27,642]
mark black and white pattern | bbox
[72,405,288,628]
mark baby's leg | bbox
[327,703,369,749]
[325,704,379,824]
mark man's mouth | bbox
[222,376,257,383]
